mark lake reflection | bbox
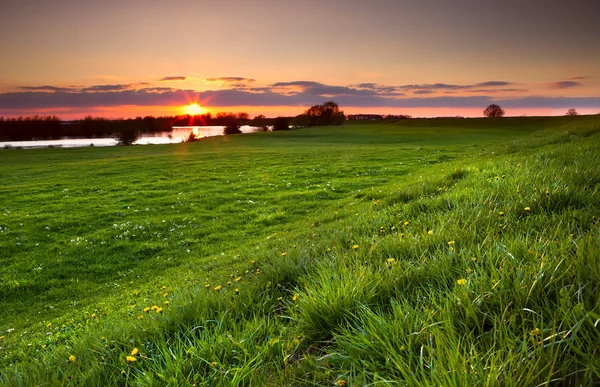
[0,126,257,149]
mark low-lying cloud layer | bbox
[1,77,597,113]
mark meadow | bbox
[0,116,599,386]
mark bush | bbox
[114,127,141,145]
[223,121,242,135]
[272,117,290,131]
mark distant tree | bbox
[236,112,250,121]
[185,131,200,142]
[565,108,578,116]
[483,104,505,118]
[223,120,242,135]
[114,126,141,145]
[272,116,290,131]
[304,101,346,126]
[291,114,310,128]
[250,114,269,131]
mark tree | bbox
[223,120,242,135]
[114,126,141,145]
[304,101,346,126]
[483,104,505,118]
[565,108,578,116]
[272,116,290,131]
[250,114,269,131]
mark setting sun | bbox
[182,103,206,116]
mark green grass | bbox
[1,115,599,385]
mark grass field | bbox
[1,116,599,385]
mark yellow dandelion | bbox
[211,361,217,367]
[530,327,540,336]
[337,380,346,386]
[227,281,232,286]
[457,278,467,285]
[281,252,287,257]
[386,257,396,265]
[121,369,126,375]
[156,307,163,313]
[524,207,531,212]
[235,276,242,282]
[292,294,299,301]
[213,285,222,291]
[428,230,434,235]
[161,286,167,290]
[448,241,455,245]
[144,307,150,313]
[69,355,76,363]
[277,297,283,301]
[47,323,52,328]
[137,315,144,320]
[391,226,396,231]
[164,301,169,306]
[131,348,138,356]
[163,292,168,298]
[151,305,159,311]
[0,336,4,340]
[352,245,359,251]
[327,248,331,252]
[126,355,137,363]
[499,211,504,216]
[404,221,409,226]
[91,313,97,319]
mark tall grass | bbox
[1,116,599,385]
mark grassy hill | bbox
[1,116,599,385]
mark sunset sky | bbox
[1,0,599,119]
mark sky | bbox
[0,0,599,119]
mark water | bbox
[0,126,257,149]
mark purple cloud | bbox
[206,77,256,83]
[19,85,74,92]
[159,76,187,81]
[549,81,582,89]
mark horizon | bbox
[1,0,599,118]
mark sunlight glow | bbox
[182,103,206,116]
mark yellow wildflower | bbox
[164,301,169,306]
[337,380,346,386]
[448,241,455,245]
[428,230,434,235]
[524,207,531,212]
[281,252,287,257]
[91,313,97,318]
[352,245,359,251]
[156,307,163,313]
[69,355,76,363]
[235,276,242,282]
[144,307,150,313]
[163,292,168,298]
[137,315,144,320]
[47,323,52,328]
[161,286,167,290]
[530,328,540,336]
[499,211,504,216]
[213,285,222,291]
[457,278,467,285]
[211,361,217,367]
[404,221,409,226]
[126,355,137,363]
[292,294,299,301]
[386,257,396,265]
[227,281,232,286]
[205,284,210,288]
[235,288,239,294]
[131,348,138,356]
[0,336,4,340]
[327,248,331,252]
[151,305,159,311]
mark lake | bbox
[0,126,258,149]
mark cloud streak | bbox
[159,76,187,81]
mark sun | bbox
[182,103,206,115]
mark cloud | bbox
[81,83,149,92]
[548,81,582,89]
[474,81,513,87]
[206,77,256,83]
[2,87,599,112]
[19,85,74,92]
[159,76,187,81]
